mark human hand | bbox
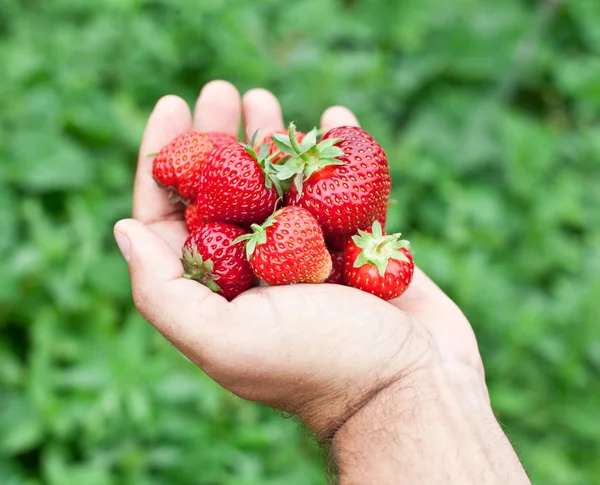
[114,80,486,438]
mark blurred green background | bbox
[1,0,599,483]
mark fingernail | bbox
[115,231,131,262]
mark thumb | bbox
[114,218,184,286]
[113,219,226,364]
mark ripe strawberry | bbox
[344,221,414,300]
[185,202,206,233]
[325,251,345,285]
[152,131,213,202]
[235,206,332,285]
[259,129,305,164]
[196,143,282,226]
[377,210,387,232]
[207,132,238,148]
[182,222,254,300]
[274,123,391,236]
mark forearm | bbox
[332,365,531,485]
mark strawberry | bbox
[196,142,282,226]
[325,251,345,285]
[152,131,213,202]
[181,222,254,300]
[184,202,206,233]
[259,129,305,164]
[377,210,387,232]
[344,221,414,300]
[273,123,391,237]
[235,206,332,285]
[207,132,238,148]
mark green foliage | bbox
[0,0,598,483]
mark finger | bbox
[193,80,241,135]
[114,218,227,366]
[242,88,284,142]
[320,106,360,132]
[133,95,192,224]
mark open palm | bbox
[115,81,486,437]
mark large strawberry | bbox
[344,221,414,300]
[259,129,305,164]
[182,222,254,300]
[273,123,391,236]
[196,142,282,226]
[152,131,213,202]
[207,132,238,148]
[234,206,332,285]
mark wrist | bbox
[333,362,492,443]
[330,363,530,485]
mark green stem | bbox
[265,149,283,163]
[375,239,390,253]
[289,123,309,162]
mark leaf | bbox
[0,393,43,454]
[9,131,93,191]
[0,189,18,254]
[298,128,318,150]
[258,142,270,161]
[271,134,295,154]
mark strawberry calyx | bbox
[167,189,190,206]
[270,122,345,195]
[351,220,411,277]
[181,244,221,293]
[243,132,288,197]
[233,211,279,260]
[151,178,191,205]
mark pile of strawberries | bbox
[152,122,414,301]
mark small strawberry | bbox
[182,222,254,300]
[207,132,238,148]
[152,131,213,202]
[273,123,391,236]
[344,221,414,300]
[196,142,282,226]
[235,206,332,285]
[259,129,305,164]
[325,251,345,285]
[185,202,206,233]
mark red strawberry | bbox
[344,221,414,300]
[185,202,206,233]
[325,251,345,285]
[259,129,305,164]
[152,131,213,202]
[275,123,391,236]
[235,206,332,285]
[196,143,281,226]
[207,132,238,148]
[182,222,254,300]
[377,211,387,232]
